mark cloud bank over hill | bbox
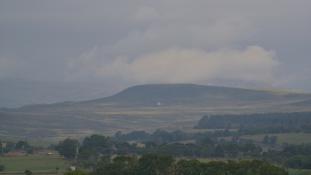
[68,46,278,85]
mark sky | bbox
[0,0,311,106]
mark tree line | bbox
[196,112,311,134]
[56,134,262,167]
[54,131,311,170]
[0,140,33,154]
[66,154,288,175]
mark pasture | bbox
[0,155,69,174]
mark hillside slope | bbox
[85,84,309,107]
[1,84,311,140]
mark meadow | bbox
[0,155,69,175]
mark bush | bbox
[0,165,5,172]
[24,170,32,175]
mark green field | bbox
[0,155,69,174]
[241,133,311,145]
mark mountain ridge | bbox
[11,83,311,110]
[81,83,311,107]
[1,83,311,139]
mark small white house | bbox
[69,166,76,171]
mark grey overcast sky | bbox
[1,0,311,106]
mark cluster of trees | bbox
[196,112,311,134]
[141,138,262,158]
[68,154,288,175]
[282,144,311,169]
[285,156,311,169]
[0,140,33,154]
[263,144,311,169]
[55,134,262,164]
[56,135,138,167]
[262,135,278,145]
[114,130,194,143]
[114,129,236,143]
[54,131,311,171]
[55,139,79,159]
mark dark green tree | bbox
[136,154,175,175]
[94,156,137,175]
[0,165,5,172]
[15,141,30,150]
[24,170,32,175]
[175,160,202,175]
[56,138,79,159]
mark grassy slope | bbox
[1,84,311,141]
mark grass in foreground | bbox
[0,155,69,173]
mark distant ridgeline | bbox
[196,112,311,134]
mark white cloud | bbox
[68,46,278,86]
[2,0,311,90]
